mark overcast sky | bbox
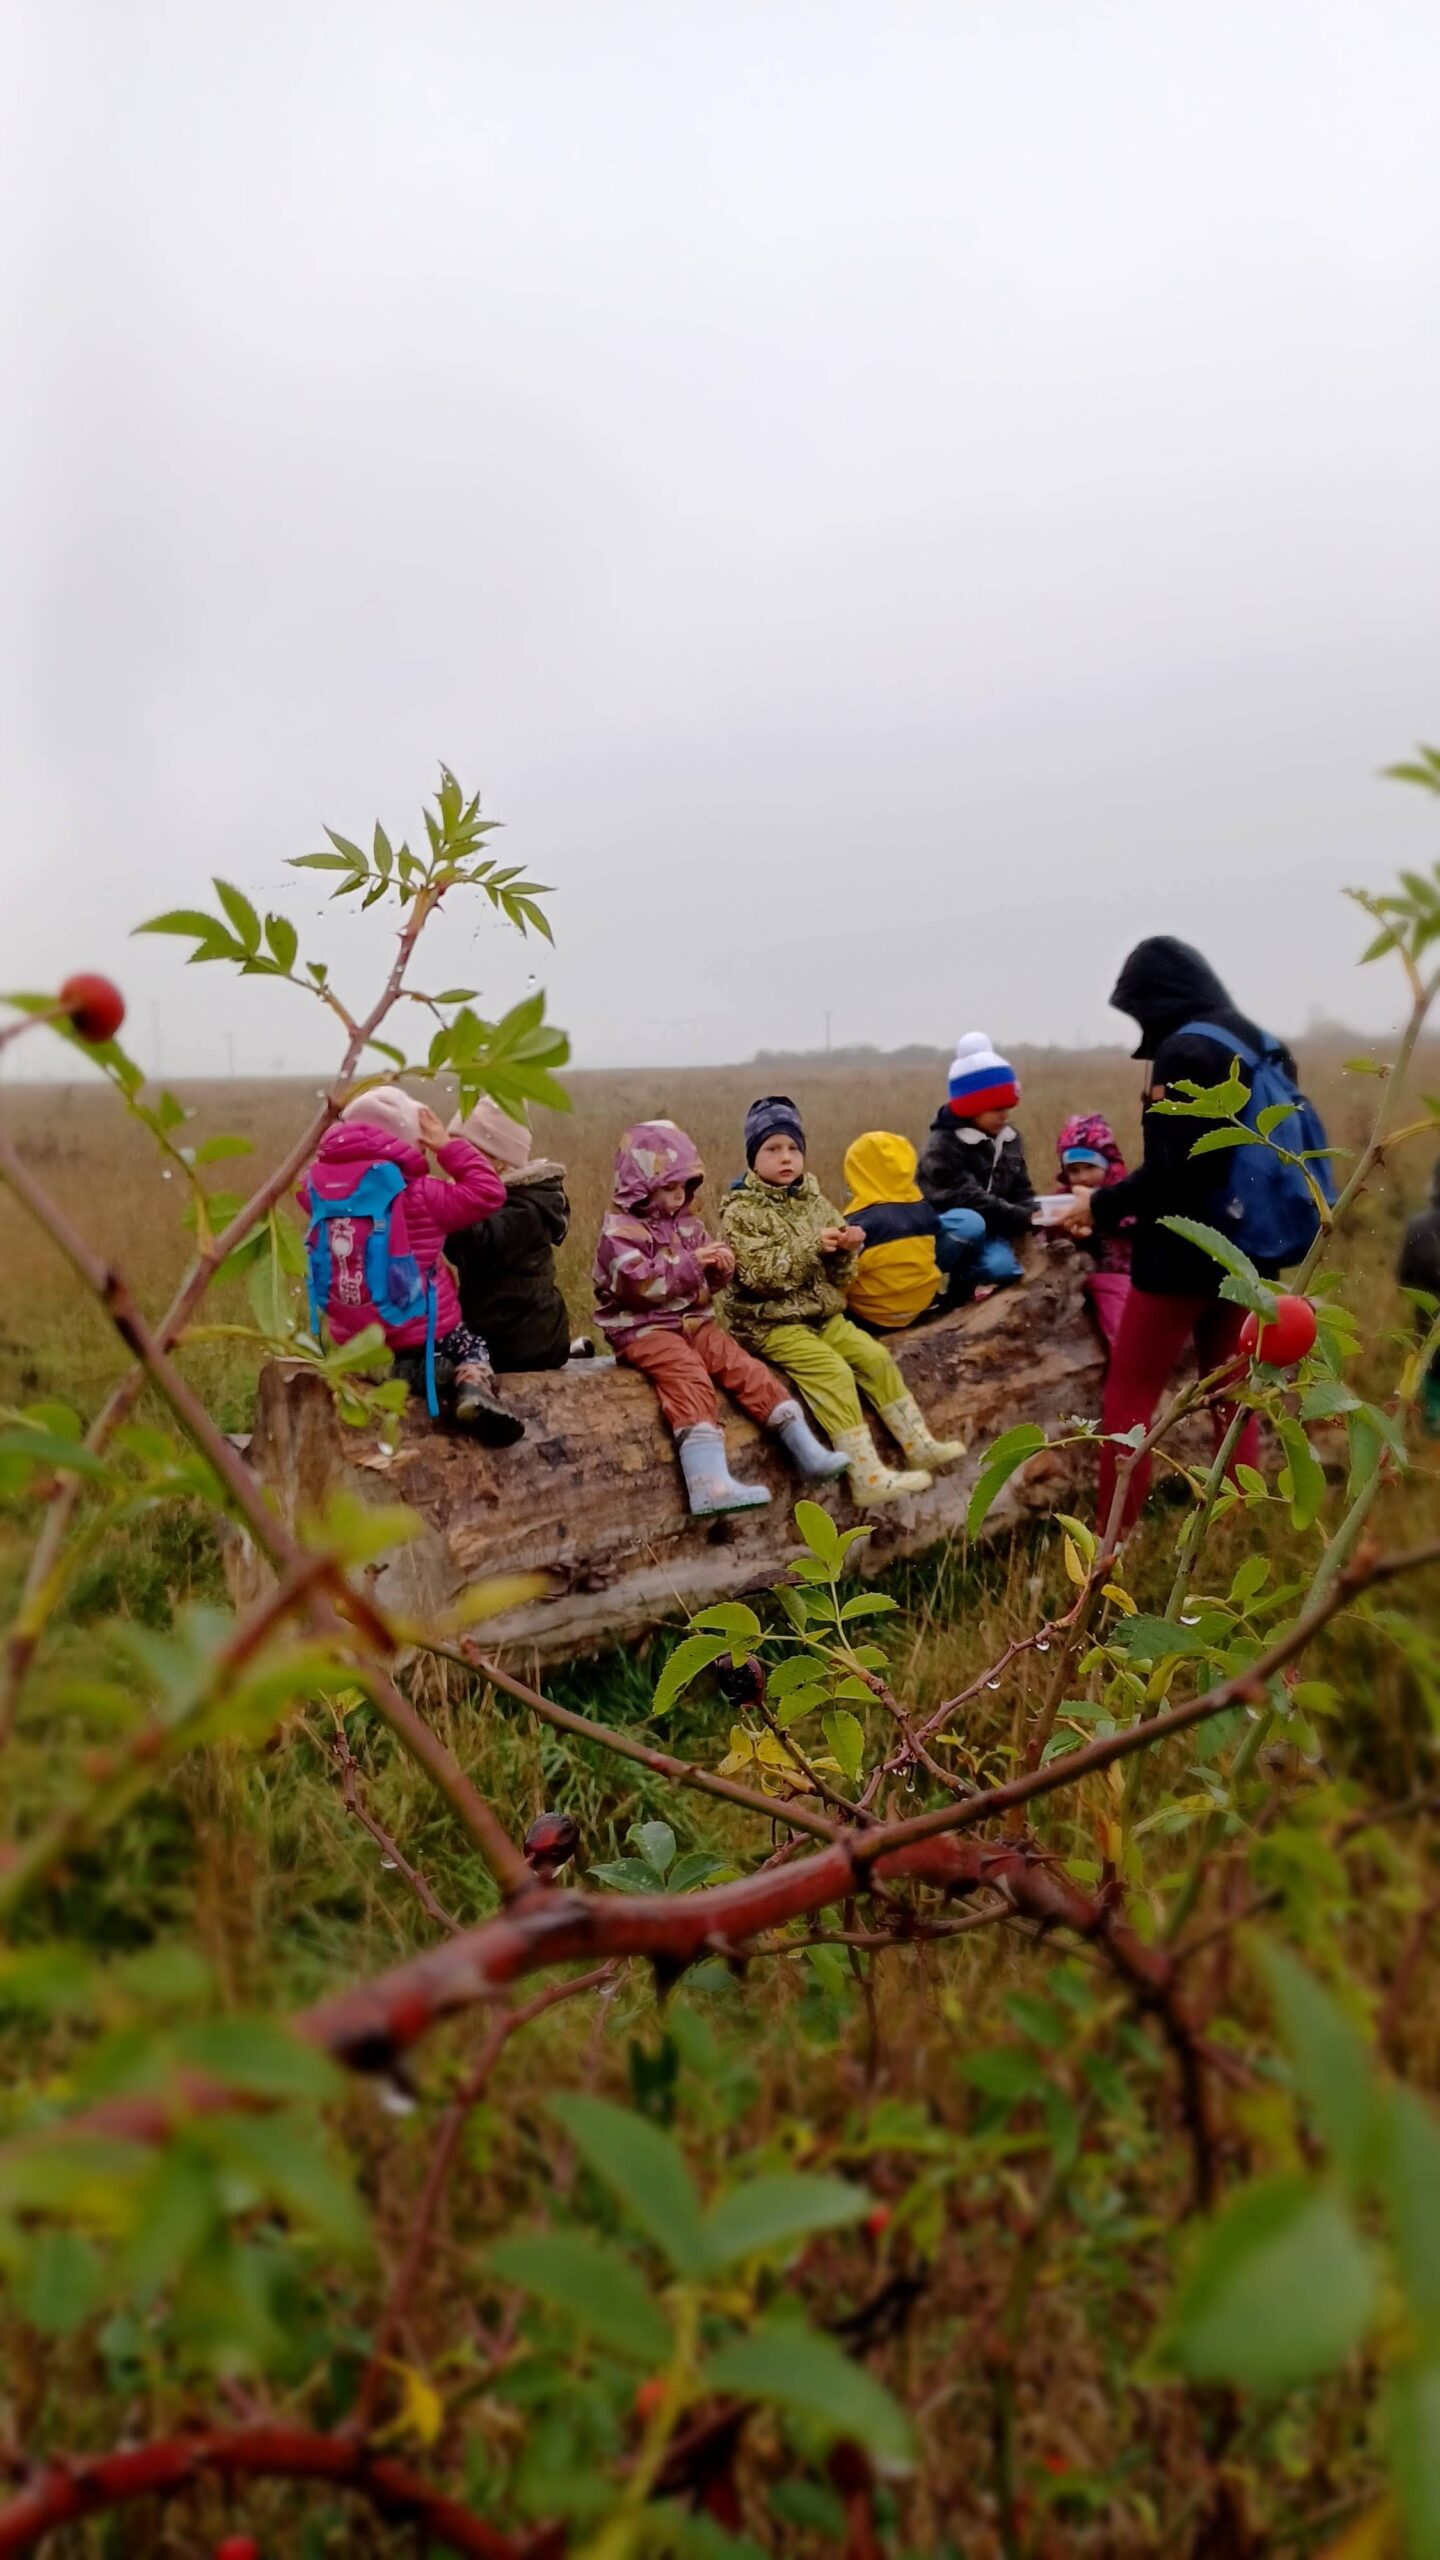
[5,1,1439,1081]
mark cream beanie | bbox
[340,1084,425,1146]
[450,1095,533,1171]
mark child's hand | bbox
[697,1240,735,1279]
[1057,1200,1093,1236]
[417,1106,449,1153]
[820,1224,866,1253]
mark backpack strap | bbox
[1178,1019,1262,1072]
[423,1272,439,1419]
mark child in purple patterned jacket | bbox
[593,1120,846,1517]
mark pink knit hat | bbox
[450,1095,533,1171]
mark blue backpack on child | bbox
[304,1160,441,1415]
[1181,1020,1336,1270]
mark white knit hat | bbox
[340,1084,425,1146]
[946,1032,1020,1115]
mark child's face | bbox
[649,1180,689,1216]
[1064,1161,1107,1192]
[752,1134,804,1186]
[970,1107,1012,1137]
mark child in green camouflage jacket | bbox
[719,1096,965,1508]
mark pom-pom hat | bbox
[947,1033,1019,1118]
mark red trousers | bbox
[1097,1289,1261,1535]
[617,1317,790,1435]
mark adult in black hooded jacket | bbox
[1083,937,1285,1530]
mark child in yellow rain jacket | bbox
[842,1131,989,1331]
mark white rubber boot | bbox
[831,1424,931,1508]
[878,1389,966,1470]
[678,1422,773,1517]
[769,1398,849,1481]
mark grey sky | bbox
[5,1,1439,1080]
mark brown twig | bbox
[0,2422,549,2558]
[332,1726,463,1936]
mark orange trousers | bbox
[617,1318,789,1435]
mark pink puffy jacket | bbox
[298,1122,504,1348]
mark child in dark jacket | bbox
[593,1119,847,1517]
[300,1087,522,1443]
[917,1034,1040,1295]
[446,1099,571,1372]
[720,1096,965,1507]
[1055,1112,1133,1352]
[1398,1158,1440,1438]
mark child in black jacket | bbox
[917,1033,1041,1291]
[446,1101,572,1372]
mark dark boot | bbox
[453,1362,525,1447]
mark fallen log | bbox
[230,1246,1108,1663]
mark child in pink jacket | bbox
[300,1086,522,1443]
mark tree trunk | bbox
[230,1251,1108,1664]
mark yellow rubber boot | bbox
[878,1389,966,1470]
[831,1424,931,1508]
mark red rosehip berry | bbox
[633,2376,667,2424]
[214,2539,261,2560]
[1238,1294,1317,1369]
[864,2203,893,2238]
[59,974,126,1045]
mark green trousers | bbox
[755,1314,906,1439]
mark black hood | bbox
[1109,937,1234,1060]
[1431,1155,1440,1212]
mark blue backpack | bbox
[304,1159,441,1415]
[1181,1020,1336,1270]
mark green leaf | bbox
[264,913,298,971]
[699,2172,868,2271]
[1255,1942,1378,2189]
[1385,2359,1440,2553]
[1158,1217,1261,1288]
[17,2229,102,2335]
[793,1500,842,1569]
[704,2320,913,2468]
[1163,2175,1376,2390]
[651,1633,730,1718]
[0,1430,112,1480]
[840,1594,898,1620]
[691,1603,761,1646]
[588,1857,665,1895]
[202,2113,366,2250]
[120,2147,218,2300]
[289,851,359,873]
[193,1133,253,1165]
[135,907,228,938]
[960,2048,1050,2102]
[821,1709,864,1784]
[213,879,261,954]
[1107,1614,1216,1663]
[548,2094,705,2277]
[966,1423,1047,1538]
[175,2017,341,2101]
[629,1820,676,1879]
[1275,1417,1326,1532]
[668,1851,734,1893]
[1188,1126,1263,1156]
[1380,2088,1440,2340]
[489,2229,672,2365]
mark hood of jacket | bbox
[844,1131,921,1213]
[1109,937,1234,1059]
[312,1121,426,1181]
[1431,1157,1440,1211]
[610,1120,704,1214]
